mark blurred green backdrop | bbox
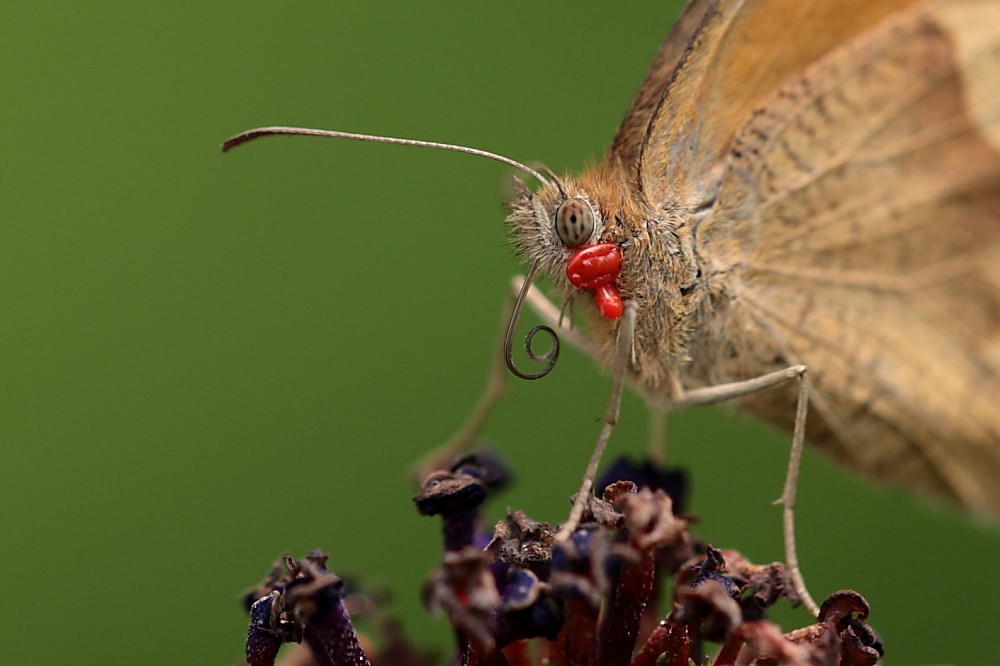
[3,2,996,664]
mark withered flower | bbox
[237,452,882,666]
[242,551,369,666]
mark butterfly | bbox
[224,0,1000,526]
[507,0,1000,521]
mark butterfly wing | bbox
[629,0,927,203]
[667,0,1000,513]
[607,0,720,170]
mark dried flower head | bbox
[237,452,882,666]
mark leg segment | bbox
[554,300,638,542]
[411,276,593,479]
[676,365,819,618]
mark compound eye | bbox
[554,198,595,248]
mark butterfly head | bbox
[506,175,624,319]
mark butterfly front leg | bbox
[410,274,596,481]
[546,298,639,543]
[514,285,675,552]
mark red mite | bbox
[565,243,623,319]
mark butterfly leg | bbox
[410,275,594,480]
[553,300,638,542]
[675,366,819,618]
[516,280,672,472]
[647,405,670,465]
[517,281,818,616]
[500,277,637,541]
[410,289,515,480]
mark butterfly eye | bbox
[554,198,595,248]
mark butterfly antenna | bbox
[535,164,567,198]
[221,126,552,188]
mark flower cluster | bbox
[238,452,882,666]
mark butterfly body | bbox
[506,0,1000,516]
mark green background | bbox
[4,2,997,664]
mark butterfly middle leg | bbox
[674,364,818,618]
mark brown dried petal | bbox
[572,492,626,531]
[413,470,488,516]
[717,550,796,608]
[732,620,820,666]
[782,623,828,646]
[672,579,741,637]
[818,590,870,625]
[840,625,882,666]
[780,591,883,666]
[284,562,340,614]
[485,509,556,571]
[616,488,688,551]
[601,480,638,504]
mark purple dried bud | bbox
[672,548,743,643]
[690,547,741,599]
[242,553,371,666]
[236,446,888,666]
[501,567,542,611]
[551,527,607,604]
[246,592,283,666]
[549,527,622,666]
[494,567,565,643]
[449,449,511,493]
[598,456,688,514]
[283,559,371,666]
